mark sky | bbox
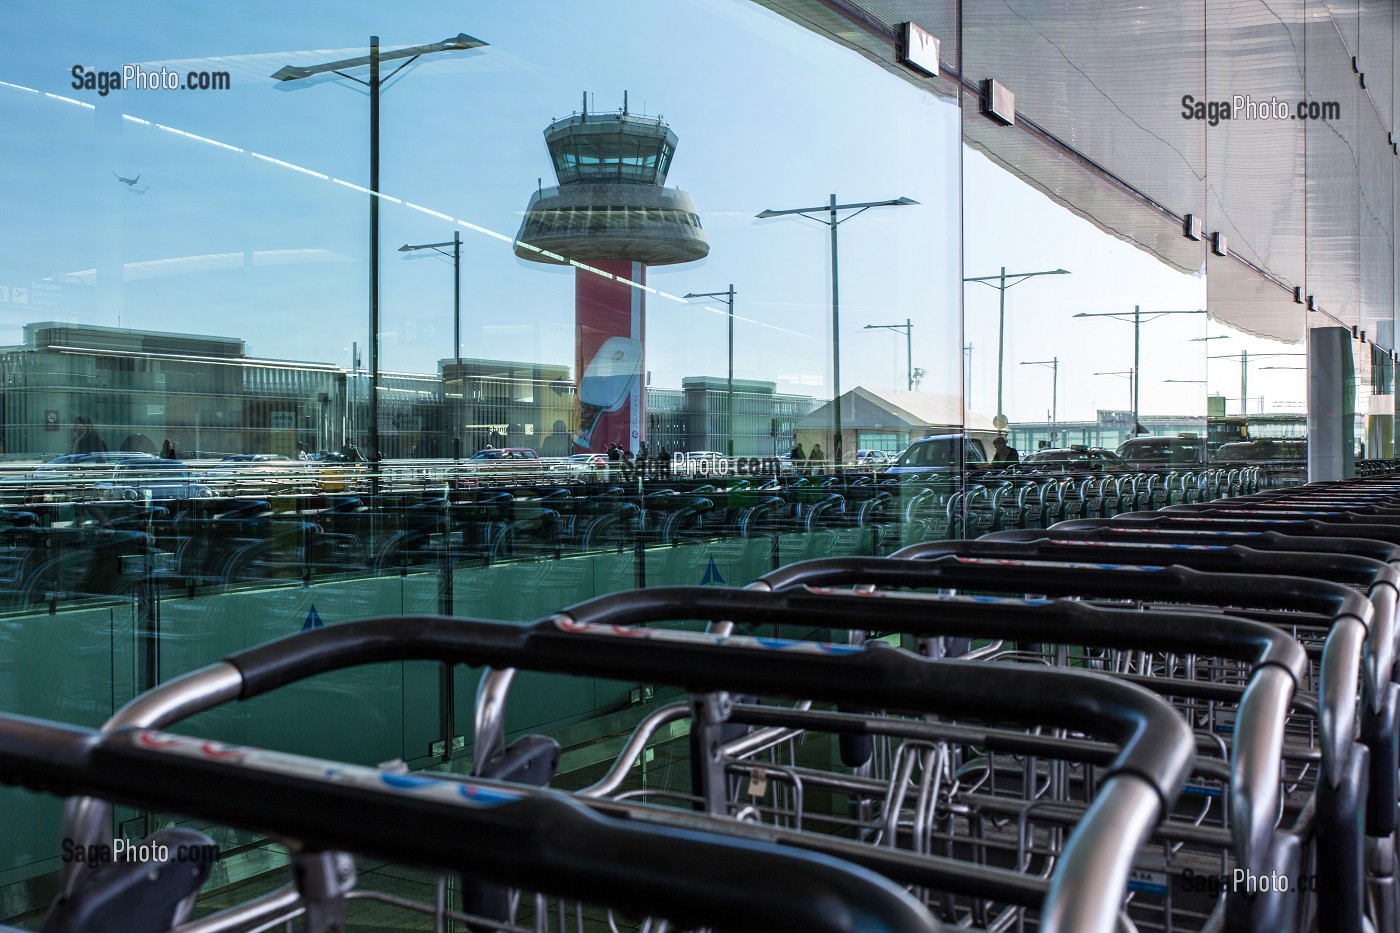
[0,0,1308,425]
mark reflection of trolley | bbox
[62,608,1193,933]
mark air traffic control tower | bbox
[514,97,708,453]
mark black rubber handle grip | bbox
[1074,513,1400,549]
[223,610,1194,811]
[993,523,1400,566]
[749,560,1306,681]
[890,537,1398,592]
[873,545,1373,628]
[0,715,937,933]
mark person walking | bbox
[991,435,1020,464]
[809,443,825,475]
[71,415,107,455]
[160,438,178,460]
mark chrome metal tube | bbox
[1038,775,1162,933]
[578,702,690,798]
[1229,666,1293,875]
[473,666,517,767]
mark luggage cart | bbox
[826,545,1376,933]
[2,714,937,933]
[63,608,1195,933]
[747,559,1329,933]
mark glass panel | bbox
[1,0,963,906]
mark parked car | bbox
[855,449,893,465]
[1213,438,1307,463]
[1021,445,1129,473]
[94,459,216,501]
[550,453,608,474]
[884,434,989,478]
[220,453,294,463]
[1116,435,1206,469]
[470,448,539,461]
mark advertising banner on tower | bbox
[573,261,645,454]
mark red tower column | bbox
[574,260,645,454]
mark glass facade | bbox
[0,0,1395,917]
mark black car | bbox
[1117,435,1206,469]
[1213,438,1306,463]
[1021,446,1129,473]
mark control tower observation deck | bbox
[514,102,708,453]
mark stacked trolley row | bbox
[9,470,1400,931]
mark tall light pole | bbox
[400,230,462,460]
[1020,357,1058,443]
[1093,370,1136,417]
[1075,306,1206,431]
[863,319,914,391]
[757,195,918,465]
[272,32,487,475]
[1208,351,1305,415]
[964,267,1070,424]
[683,286,737,456]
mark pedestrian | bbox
[809,443,825,473]
[71,415,107,455]
[637,441,650,477]
[991,435,1020,464]
[160,438,178,459]
[659,446,671,477]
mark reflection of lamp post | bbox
[964,267,1070,423]
[757,195,918,464]
[864,319,914,391]
[400,231,462,459]
[272,32,487,473]
[1075,307,1206,429]
[1093,370,1135,415]
[1209,351,1305,416]
[683,286,737,456]
[1020,357,1058,443]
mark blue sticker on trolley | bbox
[132,730,520,808]
[953,556,1166,572]
[556,618,865,655]
[382,772,438,790]
[1127,867,1170,896]
[1182,778,1224,798]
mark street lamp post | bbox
[399,230,463,459]
[1208,351,1305,416]
[683,286,737,457]
[1075,306,1206,430]
[272,32,487,476]
[1020,357,1058,443]
[863,319,914,391]
[964,267,1070,423]
[757,195,918,465]
[1093,370,1136,417]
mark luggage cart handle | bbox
[886,541,1375,629]
[223,615,1188,933]
[888,538,1397,700]
[748,564,1307,679]
[8,716,938,933]
[94,610,1193,814]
